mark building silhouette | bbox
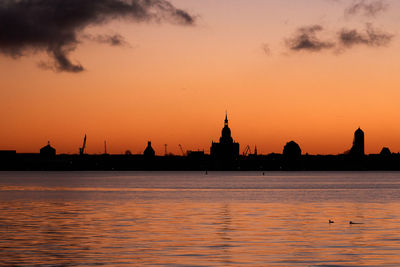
[380,147,391,156]
[210,113,239,168]
[283,141,301,159]
[282,141,302,170]
[40,141,56,157]
[350,128,365,156]
[143,141,155,157]
[4,118,400,170]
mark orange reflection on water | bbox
[2,200,400,266]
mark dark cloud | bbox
[283,23,393,54]
[84,34,130,47]
[345,0,388,17]
[0,0,195,72]
[286,25,335,52]
[339,23,393,47]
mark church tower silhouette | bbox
[350,127,365,156]
[210,113,240,169]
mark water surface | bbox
[1,171,400,266]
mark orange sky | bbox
[1,0,400,155]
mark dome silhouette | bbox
[283,141,301,158]
[219,113,233,144]
[40,141,56,157]
[380,147,391,156]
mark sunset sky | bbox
[1,0,400,155]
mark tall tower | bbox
[210,113,240,169]
[144,141,155,157]
[220,113,233,144]
[350,128,365,156]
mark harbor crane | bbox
[179,144,185,156]
[79,134,86,155]
[243,145,251,156]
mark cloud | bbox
[0,0,195,72]
[84,34,130,47]
[285,25,335,52]
[345,0,388,17]
[283,23,393,54]
[339,23,393,47]
[325,0,341,3]
[261,43,271,55]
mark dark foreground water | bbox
[1,172,400,266]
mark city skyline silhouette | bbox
[2,2,400,266]
[0,113,395,157]
[0,113,399,171]
[1,1,400,156]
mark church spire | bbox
[224,111,228,126]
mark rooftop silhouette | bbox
[0,115,399,171]
[40,141,56,158]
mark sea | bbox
[1,171,400,266]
